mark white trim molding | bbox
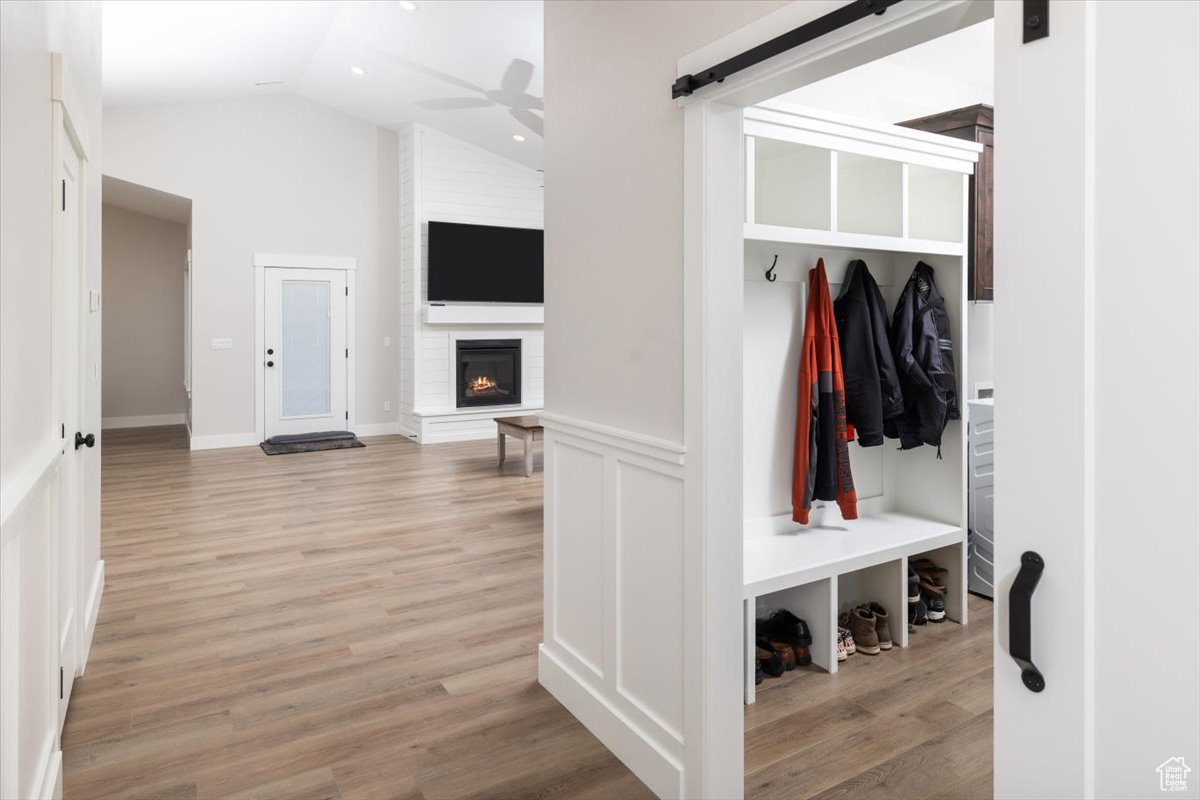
[101,413,185,430]
[353,422,402,438]
[189,432,260,451]
[539,412,686,466]
[0,439,62,530]
[79,560,104,673]
[252,253,357,270]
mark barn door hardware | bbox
[1009,551,1046,692]
[671,0,901,99]
[1023,0,1049,43]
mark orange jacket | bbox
[792,259,858,524]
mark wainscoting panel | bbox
[549,440,606,678]
[540,413,688,799]
[616,461,685,744]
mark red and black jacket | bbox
[792,259,858,525]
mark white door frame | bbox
[677,2,992,795]
[253,254,356,443]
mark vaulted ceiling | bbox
[102,0,544,168]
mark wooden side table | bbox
[495,415,543,477]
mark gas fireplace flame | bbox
[469,375,499,394]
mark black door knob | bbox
[267,360,275,367]
[267,348,274,354]
[74,432,95,450]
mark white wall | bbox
[103,95,400,441]
[0,2,103,798]
[101,204,188,424]
[544,0,789,443]
[541,3,788,797]
[399,124,545,442]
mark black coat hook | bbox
[766,254,778,282]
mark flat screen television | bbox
[427,221,544,304]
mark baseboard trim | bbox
[538,645,682,800]
[353,422,402,437]
[101,413,185,429]
[79,559,104,674]
[419,428,503,444]
[31,732,59,800]
[189,432,259,451]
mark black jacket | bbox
[884,261,959,451]
[833,259,904,446]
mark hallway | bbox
[61,427,651,800]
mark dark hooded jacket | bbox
[833,259,904,446]
[884,261,959,451]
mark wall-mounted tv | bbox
[427,221,544,304]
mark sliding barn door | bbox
[993,1,1200,797]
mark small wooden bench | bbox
[495,415,543,477]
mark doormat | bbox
[260,431,366,456]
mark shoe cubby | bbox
[744,578,833,700]
[837,559,909,651]
[909,542,967,624]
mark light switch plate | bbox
[210,337,233,350]
[383,336,391,347]
[89,290,100,312]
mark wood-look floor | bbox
[746,595,994,799]
[63,426,654,800]
[63,425,993,800]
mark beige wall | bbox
[543,0,787,441]
[103,96,400,439]
[101,204,188,422]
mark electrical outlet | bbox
[383,336,391,347]
[383,401,391,412]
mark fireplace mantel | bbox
[424,303,544,326]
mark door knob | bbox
[267,348,274,354]
[74,432,95,450]
[1009,551,1045,692]
[267,360,275,367]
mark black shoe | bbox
[755,636,785,677]
[755,658,764,685]
[907,567,921,604]
[910,597,928,627]
[924,592,947,622]
[765,609,812,646]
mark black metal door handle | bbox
[1009,551,1045,692]
[74,432,95,450]
[267,360,275,367]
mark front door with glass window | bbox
[264,268,348,439]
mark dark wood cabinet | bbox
[899,104,994,301]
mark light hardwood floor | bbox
[746,595,994,799]
[64,425,992,800]
[63,426,654,800]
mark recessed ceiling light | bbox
[398,0,418,10]
[350,66,367,76]
[512,134,526,142]
[254,80,284,87]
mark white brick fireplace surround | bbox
[399,124,544,443]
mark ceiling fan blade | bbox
[509,107,543,138]
[500,59,535,94]
[417,97,494,110]
[371,49,486,94]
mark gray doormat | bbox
[260,431,365,456]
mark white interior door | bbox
[263,268,348,439]
[54,116,83,729]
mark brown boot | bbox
[866,602,893,650]
[848,607,881,655]
[768,638,797,670]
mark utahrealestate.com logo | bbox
[1157,757,1190,792]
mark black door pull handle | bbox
[1009,551,1045,692]
[74,432,95,450]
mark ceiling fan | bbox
[389,56,544,138]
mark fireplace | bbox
[456,339,521,408]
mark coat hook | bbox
[766,254,778,282]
